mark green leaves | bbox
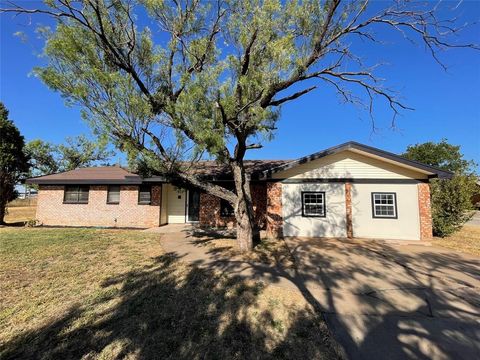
[0,102,30,221]
[27,135,115,175]
[403,139,477,176]
[403,140,478,237]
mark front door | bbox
[187,189,200,222]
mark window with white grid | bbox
[302,192,326,217]
[372,193,397,218]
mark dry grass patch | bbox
[190,229,296,268]
[0,227,338,359]
[433,225,480,256]
[3,205,36,224]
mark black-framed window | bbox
[107,185,120,204]
[138,185,151,205]
[220,199,235,217]
[63,185,89,204]
[371,192,397,218]
[302,191,326,217]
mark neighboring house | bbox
[26,142,451,241]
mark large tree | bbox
[403,140,478,236]
[0,103,30,224]
[27,135,115,176]
[2,0,477,250]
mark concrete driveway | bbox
[285,237,480,360]
[467,211,480,227]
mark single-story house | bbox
[26,142,451,241]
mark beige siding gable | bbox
[272,150,428,180]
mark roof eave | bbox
[26,179,143,185]
[259,141,454,180]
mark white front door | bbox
[166,185,186,223]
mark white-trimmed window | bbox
[107,185,120,204]
[302,192,326,217]
[372,192,397,218]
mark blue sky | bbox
[1,1,479,167]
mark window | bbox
[372,192,397,218]
[138,185,151,205]
[63,185,89,204]
[107,185,120,204]
[220,199,235,217]
[302,192,326,217]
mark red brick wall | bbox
[266,182,283,238]
[418,183,433,240]
[36,185,161,228]
[199,183,267,229]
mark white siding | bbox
[351,183,421,240]
[166,184,186,223]
[272,150,428,180]
[282,183,347,238]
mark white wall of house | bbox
[272,150,429,180]
[282,183,347,237]
[351,183,421,240]
[277,150,428,240]
[166,184,186,223]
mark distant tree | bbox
[26,139,59,176]
[0,102,30,224]
[27,135,115,176]
[403,139,476,175]
[403,140,477,236]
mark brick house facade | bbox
[36,185,162,228]
[27,142,451,240]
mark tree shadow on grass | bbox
[0,253,338,360]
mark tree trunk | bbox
[0,177,8,225]
[231,161,259,252]
[0,203,5,225]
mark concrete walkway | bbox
[150,226,480,360]
[467,211,480,227]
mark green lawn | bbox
[0,227,338,360]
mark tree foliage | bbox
[27,135,115,176]
[0,102,30,224]
[3,0,477,250]
[403,139,476,175]
[403,140,478,237]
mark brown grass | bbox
[4,206,36,224]
[190,230,296,268]
[433,225,480,256]
[0,227,337,359]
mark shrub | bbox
[430,175,477,237]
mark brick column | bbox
[266,182,283,238]
[345,182,353,238]
[418,183,433,240]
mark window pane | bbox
[78,186,89,203]
[302,192,325,216]
[138,185,151,204]
[107,186,120,203]
[64,191,78,202]
[220,199,234,217]
[372,193,396,218]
